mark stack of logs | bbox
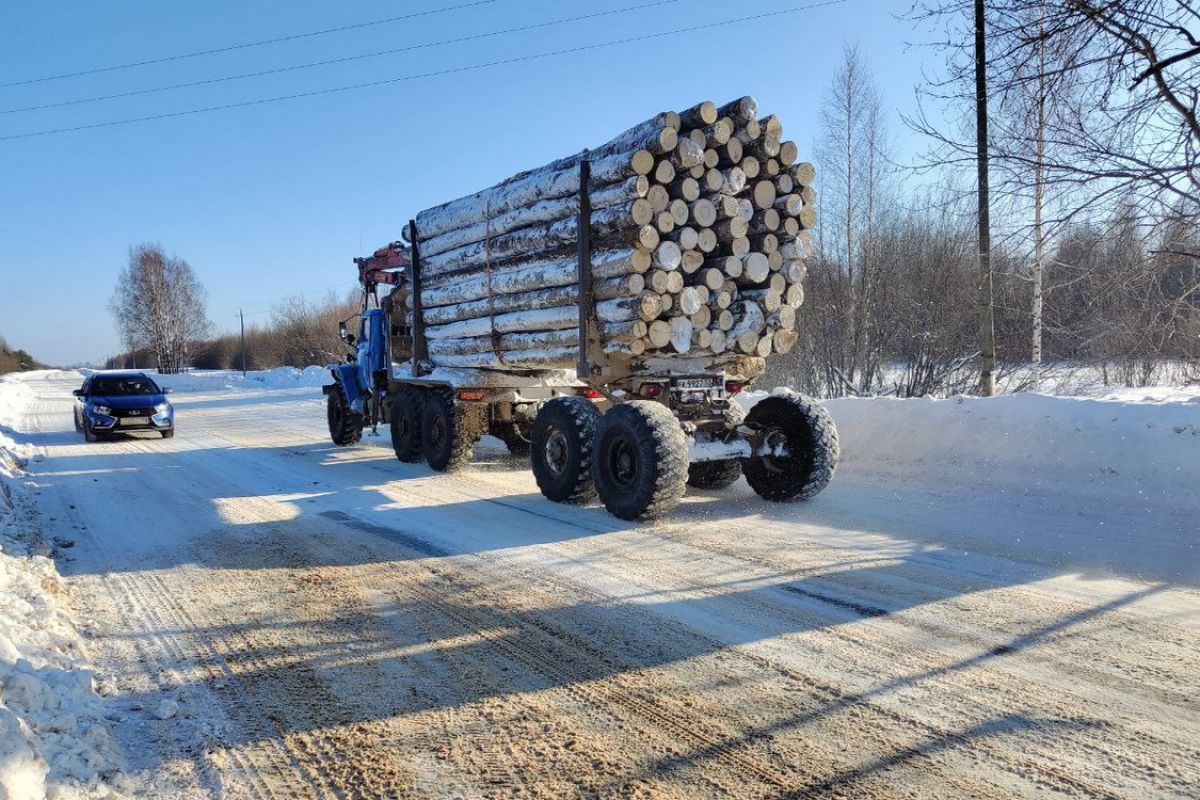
[395,96,815,371]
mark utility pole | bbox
[975,0,997,396]
[239,307,247,377]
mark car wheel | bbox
[161,429,175,439]
[83,420,98,443]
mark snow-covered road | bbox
[7,369,1199,798]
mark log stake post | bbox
[577,158,605,381]
[408,219,430,377]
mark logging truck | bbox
[322,98,838,520]
[324,180,837,521]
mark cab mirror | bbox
[338,321,350,342]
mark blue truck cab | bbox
[323,308,390,436]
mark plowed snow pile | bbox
[0,376,124,800]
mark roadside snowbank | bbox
[0,378,124,800]
[0,376,38,478]
[738,388,1200,514]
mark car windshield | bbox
[91,376,159,396]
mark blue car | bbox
[73,371,175,441]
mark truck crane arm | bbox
[353,241,410,288]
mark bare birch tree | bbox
[109,243,210,374]
[811,45,895,394]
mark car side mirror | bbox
[72,389,84,397]
[161,388,173,395]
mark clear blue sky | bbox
[0,0,935,365]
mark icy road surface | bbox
[10,370,1200,798]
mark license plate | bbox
[673,377,720,391]
[119,416,147,426]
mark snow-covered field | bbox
[1,368,1197,798]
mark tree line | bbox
[106,250,358,372]
[0,337,40,374]
[765,0,1199,396]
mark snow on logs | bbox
[399,97,815,369]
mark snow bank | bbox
[0,400,124,800]
[79,366,330,393]
[0,376,38,473]
[737,388,1200,513]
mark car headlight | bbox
[155,403,170,415]
[92,405,112,415]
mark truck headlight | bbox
[93,405,111,416]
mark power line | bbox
[1,0,684,116]
[0,0,853,142]
[0,0,500,89]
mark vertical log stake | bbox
[409,219,430,377]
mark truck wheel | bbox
[530,397,600,504]
[687,403,745,490]
[421,391,476,471]
[742,392,839,502]
[327,388,363,446]
[593,401,688,521]
[390,388,424,463]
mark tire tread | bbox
[531,396,601,504]
[594,400,688,520]
[327,388,363,446]
[743,391,838,502]
[390,387,425,462]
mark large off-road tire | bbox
[687,403,745,490]
[593,400,688,521]
[742,392,839,502]
[420,391,477,471]
[327,388,363,446]
[530,396,601,504]
[390,388,424,463]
